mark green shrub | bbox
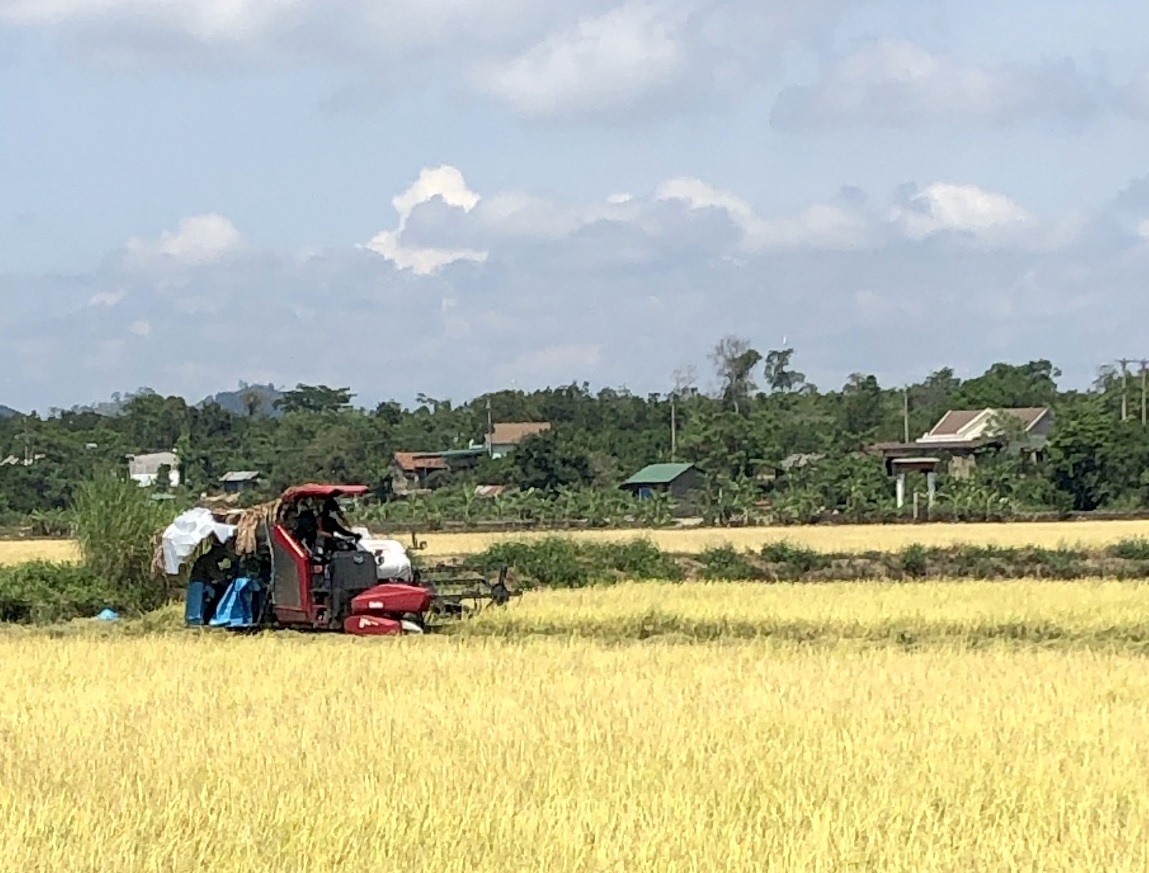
[595,538,683,580]
[1017,547,1086,580]
[473,536,682,587]
[0,561,115,624]
[897,544,932,578]
[26,509,74,538]
[1109,538,1149,561]
[698,545,762,580]
[72,476,175,613]
[944,545,1012,578]
[759,541,831,575]
[475,537,591,587]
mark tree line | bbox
[1,340,1145,524]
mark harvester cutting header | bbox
[159,483,518,635]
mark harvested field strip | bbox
[404,519,1149,555]
[0,540,79,565]
[3,630,1149,871]
[13,520,1149,563]
[454,579,1149,648]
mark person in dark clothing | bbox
[293,504,319,554]
[318,496,359,556]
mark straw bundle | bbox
[234,500,280,556]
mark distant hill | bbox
[202,383,284,418]
[0,404,19,419]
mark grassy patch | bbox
[0,561,115,624]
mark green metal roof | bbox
[622,463,696,486]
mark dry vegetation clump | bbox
[3,622,1149,872]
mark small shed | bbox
[620,463,703,499]
[219,471,262,494]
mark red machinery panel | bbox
[350,583,433,617]
[270,523,316,625]
[343,614,403,635]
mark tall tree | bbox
[709,335,762,414]
[509,431,594,492]
[838,373,887,442]
[276,385,355,415]
[763,348,806,393]
[953,361,1060,409]
[1046,399,1118,511]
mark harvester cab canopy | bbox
[279,483,370,503]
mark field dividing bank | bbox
[405,519,1149,556]
[4,627,1149,872]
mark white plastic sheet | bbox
[161,507,238,576]
[352,527,414,581]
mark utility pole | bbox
[485,396,493,435]
[1141,360,1149,426]
[670,394,678,461]
[1112,356,1139,420]
[903,387,910,444]
[1119,358,1133,422]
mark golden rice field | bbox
[458,578,1149,645]
[4,580,1149,872]
[408,518,1149,556]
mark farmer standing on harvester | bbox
[317,496,359,558]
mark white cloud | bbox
[892,183,1034,244]
[11,166,1149,410]
[1,0,287,32]
[656,177,872,250]
[88,289,125,307]
[125,213,244,267]
[365,165,488,275]
[657,177,759,225]
[772,39,1105,129]
[475,2,685,117]
[1,0,861,119]
[380,170,1047,259]
[0,0,515,52]
[391,165,480,218]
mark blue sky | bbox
[3,0,1149,410]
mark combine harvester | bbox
[160,483,518,635]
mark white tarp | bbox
[352,527,414,581]
[161,507,238,576]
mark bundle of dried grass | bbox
[234,500,280,556]
[149,528,167,578]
